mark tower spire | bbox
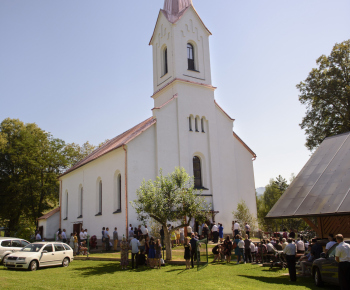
[163,0,193,15]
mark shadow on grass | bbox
[165,268,188,275]
[238,275,339,290]
[74,262,154,276]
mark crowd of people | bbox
[40,221,350,288]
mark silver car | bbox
[0,237,30,264]
[4,242,74,271]
[312,240,350,287]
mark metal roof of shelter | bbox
[266,132,350,219]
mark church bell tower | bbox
[149,0,213,96]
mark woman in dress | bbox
[155,239,162,269]
[120,236,129,270]
[184,237,191,269]
[148,237,156,268]
[223,236,233,263]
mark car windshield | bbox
[21,243,44,252]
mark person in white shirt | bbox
[250,241,256,262]
[335,234,350,289]
[83,229,88,241]
[267,241,277,254]
[233,221,241,237]
[130,235,141,269]
[211,223,218,243]
[283,239,297,282]
[79,230,84,242]
[281,238,288,250]
[142,225,149,236]
[237,236,245,264]
[35,232,41,241]
[325,234,337,253]
[104,227,110,251]
[296,236,305,253]
[61,229,67,243]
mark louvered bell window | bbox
[187,43,195,71]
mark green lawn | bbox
[0,260,339,290]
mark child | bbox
[184,238,191,269]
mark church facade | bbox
[58,0,257,239]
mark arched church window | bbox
[189,116,193,131]
[201,118,205,133]
[195,117,199,132]
[193,156,202,189]
[187,43,195,71]
[164,48,168,75]
[98,180,102,215]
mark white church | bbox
[40,0,258,240]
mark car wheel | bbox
[314,267,323,287]
[28,260,38,271]
[62,257,70,267]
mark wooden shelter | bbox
[266,132,350,238]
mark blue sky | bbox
[1,0,349,188]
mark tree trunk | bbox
[163,226,172,261]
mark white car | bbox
[4,242,74,271]
[0,237,30,264]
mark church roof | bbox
[37,207,60,220]
[149,1,211,45]
[266,132,350,219]
[233,131,257,159]
[60,117,156,178]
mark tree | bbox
[131,167,210,260]
[257,175,308,232]
[232,200,257,234]
[297,39,350,151]
[0,118,94,235]
[64,141,96,167]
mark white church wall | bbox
[126,124,157,229]
[152,12,174,91]
[46,212,60,240]
[151,7,212,93]
[172,7,212,85]
[233,137,258,219]
[60,148,126,239]
[153,98,180,175]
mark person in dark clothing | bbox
[289,229,296,239]
[311,238,323,260]
[283,238,297,282]
[190,234,198,268]
[244,235,252,263]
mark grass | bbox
[0,258,339,290]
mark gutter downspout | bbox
[123,145,128,240]
[59,180,62,229]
